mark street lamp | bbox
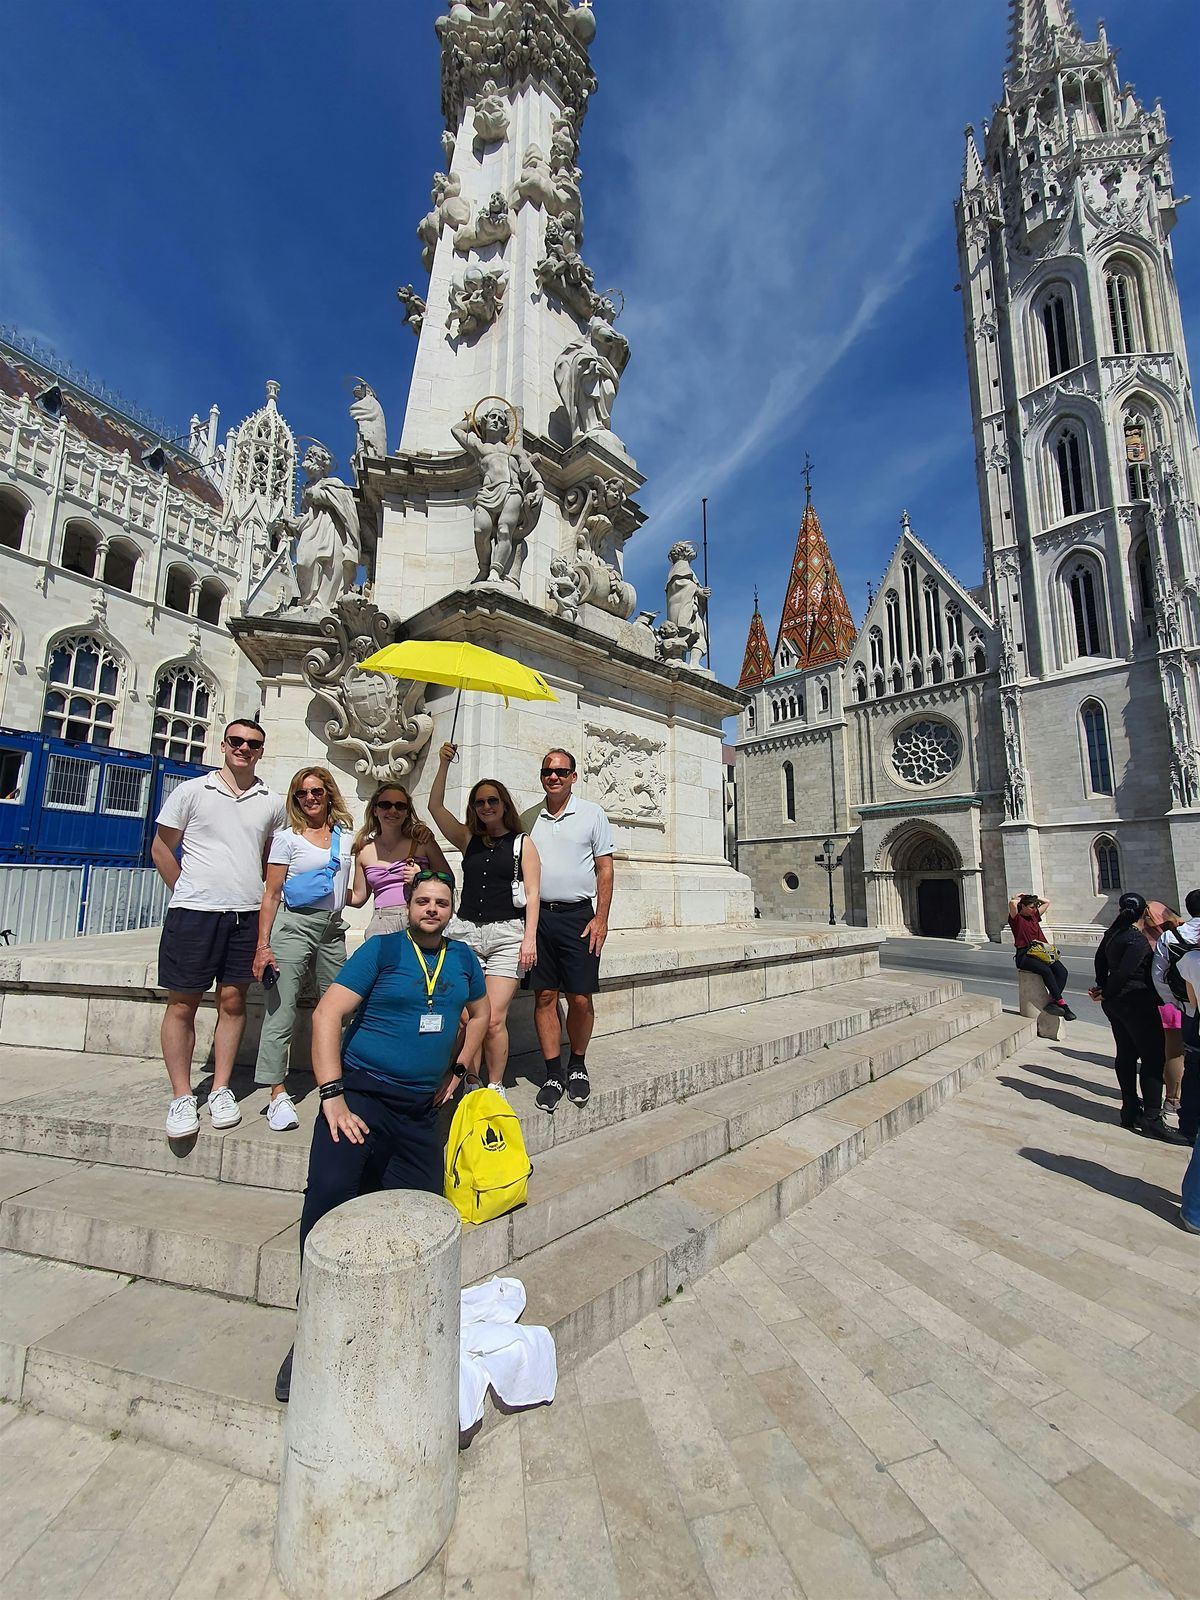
[814,836,844,927]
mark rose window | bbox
[891,719,961,785]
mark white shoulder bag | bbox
[511,833,527,910]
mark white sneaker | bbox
[488,1083,508,1100]
[166,1094,199,1137]
[207,1087,241,1129]
[266,1093,300,1132]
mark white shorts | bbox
[366,905,408,938]
[451,916,525,980]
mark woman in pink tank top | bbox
[348,784,451,937]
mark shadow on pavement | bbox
[996,1075,1118,1126]
[1049,1047,1117,1073]
[1018,1147,1180,1223]
[1020,1060,1120,1099]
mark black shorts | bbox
[158,907,259,993]
[530,899,601,996]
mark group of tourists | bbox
[153,718,614,1139]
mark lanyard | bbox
[406,931,447,1009]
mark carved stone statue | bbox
[511,144,560,212]
[472,79,509,144]
[454,190,515,254]
[417,171,471,270]
[275,444,361,615]
[535,215,594,319]
[446,263,508,340]
[451,399,544,587]
[554,316,630,445]
[547,555,583,622]
[302,596,433,782]
[663,540,709,667]
[349,380,388,468]
[396,284,426,336]
[558,473,637,619]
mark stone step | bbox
[0,1010,1034,1481]
[0,995,996,1306]
[0,973,965,1188]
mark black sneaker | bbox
[275,1345,293,1404]
[1045,1001,1077,1022]
[566,1066,591,1107]
[1120,1108,1144,1131]
[536,1076,565,1114]
[1138,1114,1191,1145]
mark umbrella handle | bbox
[447,686,463,761]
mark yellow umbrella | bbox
[359,639,557,748]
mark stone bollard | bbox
[274,1190,461,1600]
[1017,969,1064,1040]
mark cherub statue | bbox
[510,144,559,212]
[473,79,510,144]
[554,315,630,443]
[535,216,594,318]
[547,555,583,622]
[417,171,471,270]
[451,399,544,587]
[454,190,515,253]
[446,263,508,341]
[273,443,361,615]
[396,283,426,337]
[663,540,710,667]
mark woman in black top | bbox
[428,744,541,1093]
[1090,893,1178,1140]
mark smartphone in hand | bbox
[262,964,280,990]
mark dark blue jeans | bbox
[298,1069,443,1262]
[1179,1044,1199,1144]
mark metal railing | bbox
[0,865,169,945]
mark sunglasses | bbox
[474,795,502,808]
[411,870,454,889]
[540,767,573,778]
[226,735,264,751]
[294,786,326,800]
[374,799,409,813]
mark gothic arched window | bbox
[853,669,867,703]
[819,683,830,713]
[1132,540,1155,639]
[196,577,226,626]
[1037,287,1076,379]
[873,671,885,699]
[1064,556,1108,658]
[746,702,755,731]
[1123,411,1152,501]
[164,564,195,614]
[782,760,796,822]
[1094,834,1121,892]
[951,650,965,681]
[1080,699,1114,795]
[153,665,212,765]
[885,591,901,664]
[1104,259,1148,354]
[1050,423,1092,519]
[868,627,884,672]
[41,634,122,746]
[102,538,140,595]
[60,519,100,578]
[0,488,30,552]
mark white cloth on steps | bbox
[459,1276,557,1430]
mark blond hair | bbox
[352,783,435,857]
[284,766,354,835]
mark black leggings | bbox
[1102,993,1165,1120]
[298,1070,443,1262]
[1014,952,1068,1003]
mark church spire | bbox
[737,588,773,690]
[773,484,857,670]
[961,125,984,190]
[1008,0,1082,80]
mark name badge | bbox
[419,1013,444,1034]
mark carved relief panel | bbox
[584,724,666,828]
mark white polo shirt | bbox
[530,794,614,903]
[157,773,286,912]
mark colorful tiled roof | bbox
[737,592,774,689]
[773,493,857,669]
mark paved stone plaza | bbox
[1,1013,1195,1600]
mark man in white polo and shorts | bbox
[152,718,286,1138]
[529,747,614,1112]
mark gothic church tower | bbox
[957,0,1199,913]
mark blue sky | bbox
[3,0,1198,686]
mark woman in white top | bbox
[253,766,355,1130]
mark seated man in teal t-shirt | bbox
[275,871,488,1402]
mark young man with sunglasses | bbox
[528,747,614,1111]
[152,719,286,1138]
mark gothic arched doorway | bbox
[872,824,964,938]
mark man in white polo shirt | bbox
[528,747,614,1112]
[151,718,286,1139]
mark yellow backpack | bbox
[444,1088,532,1225]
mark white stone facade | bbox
[735,6,1199,939]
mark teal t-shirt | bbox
[337,933,486,1092]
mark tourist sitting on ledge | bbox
[274,870,488,1402]
[1007,892,1075,1023]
